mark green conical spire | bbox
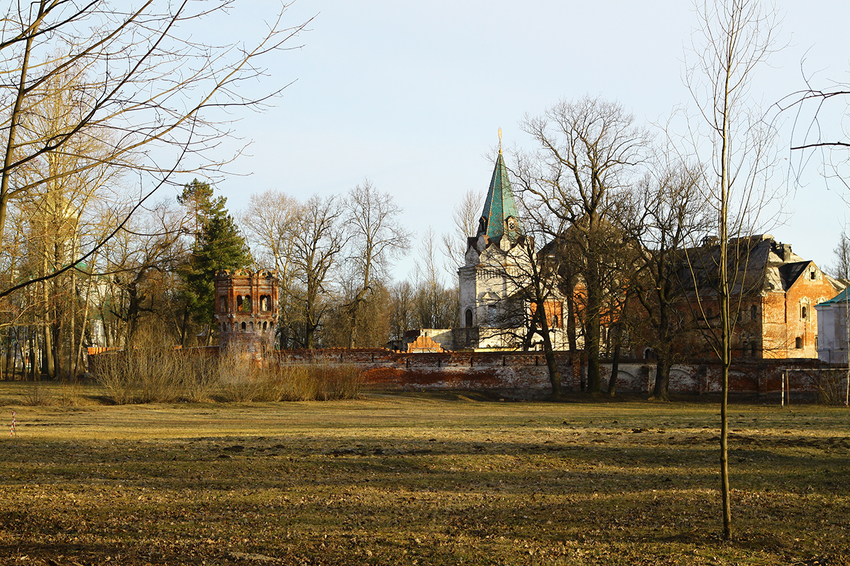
[477,151,522,243]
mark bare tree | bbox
[388,280,416,344]
[240,190,301,348]
[441,188,485,272]
[685,0,780,540]
[500,230,566,394]
[520,96,650,394]
[413,228,457,329]
[625,161,709,400]
[101,201,187,350]
[826,231,850,281]
[290,195,347,349]
[11,60,127,378]
[0,1,309,299]
[343,180,410,347]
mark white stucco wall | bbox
[816,301,850,364]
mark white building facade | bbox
[816,288,850,364]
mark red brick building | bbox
[651,235,845,360]
[214,269,279,355]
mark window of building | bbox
[488,304,498,323]
[801,305,808,319]
[810,269,816,280]
[465,309,473,328]
[751,305,757,322]
[795,336,803,349]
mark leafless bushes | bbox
[18,381,86,407]
[809,369,849,405]
[92,348,362,405]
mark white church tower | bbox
[457,138,529,349]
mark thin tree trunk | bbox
[68,261,76,380]
[566,280,578,391]
[536,303,562,396]
[28,333,37,381]
[608,325,621,397]
[8,340,16,380]
[719,47,733,541]
[179,302,190,347]
[585,266,603,393]
[53,322,61,380]
[0,332,8,381]
[42,265,54,380]
[74,266,95,377]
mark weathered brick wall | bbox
[601,358,821,399]
[88,347,827,400]
[275,349,577,395]
[273,349,826,399]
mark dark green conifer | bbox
[178,179,251,342]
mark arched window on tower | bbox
[465,309,473,328]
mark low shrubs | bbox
[92,347,362,405]
[18,381,85,407]
[810,368,850,405]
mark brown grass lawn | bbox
[0,382,848,565]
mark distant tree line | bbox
[0,173,464,380]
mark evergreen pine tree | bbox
[178,179,251,343]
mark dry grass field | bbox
[0,382,848,565]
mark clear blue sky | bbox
[199,1,850,282]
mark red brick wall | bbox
[276,349,576,394]
[783,266,836,358]
[88,346,827,400]
[274,349,825,399]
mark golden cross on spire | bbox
[498,127,502,154]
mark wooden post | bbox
[785,372,791,406]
